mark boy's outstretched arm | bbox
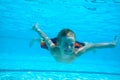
[92,36,118,48]
[32,23,55,49]
[75,36,118,55]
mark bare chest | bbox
[51,47,76,63]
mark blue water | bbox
[0,0,120,80]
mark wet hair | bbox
[57,28,75,45]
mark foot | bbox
[29,38,41,48]
[29,39,35,48]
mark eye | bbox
[63,42,66,46]
[70,44,74,47]
[64,43,68,46]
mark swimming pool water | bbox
[0,0,120,80]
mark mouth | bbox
[64,49,72,52]
[64,49,72,53]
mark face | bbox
[59,36,75,55]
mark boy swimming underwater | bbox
[30,23,118,63]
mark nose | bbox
[68,45,72,49]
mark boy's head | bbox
[57,28,76,55]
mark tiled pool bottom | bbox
[0,71,120,80]
[0,57,120,80]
